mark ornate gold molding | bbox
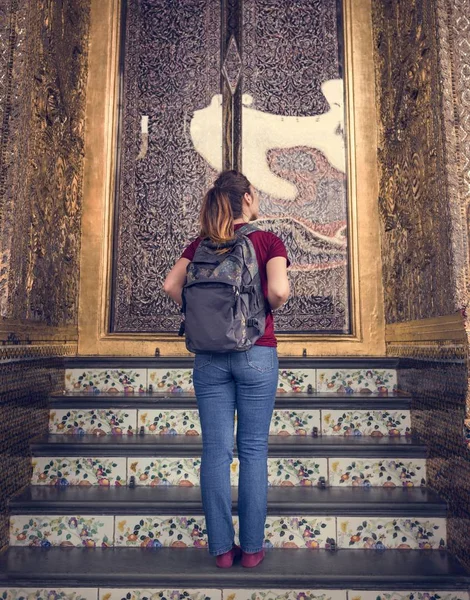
[0,320,77,343]
[0,343,77,362]
[78,0,385,356]
[385,312,466,343]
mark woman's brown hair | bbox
[200,170,252,245]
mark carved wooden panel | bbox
[0,0,90,327]
[112,0,349,334]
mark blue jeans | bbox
[193,345,279,556]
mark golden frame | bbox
[78,0,386,356]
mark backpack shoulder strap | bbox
[234,224,260,284]
[236,223,259,237]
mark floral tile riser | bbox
[9,515,447,550]
[337,517,446,549]
[321,410,411,437]
[1,591,466,600]
[49,409,137,435]
[148,369,194,393]
[0,590,99,600]
[267,458,327,486]
[329,458,426,487]
[31,457,423,488]
[139,410,321,436]
[100,591,221,600]
[128,457,328,487]
[129,458,201,487]
[139,410,201,436]
[48,407,409,438]
[65,368,398,394]
[115,515,335,549]
[269,411,320,435]
[10,515,114,547]
[317,369,397,394]
[31,457,127,486]
[65,369,147,393]
[115,516,209,548]
[148,368,317,394]
[263,516,335,549]
[277,370,316,393]
[348,593,470,600]
[224,592,348,600]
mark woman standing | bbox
[163,170,290,568]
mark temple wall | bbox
[0,0,91,549]
[371,0,470,571]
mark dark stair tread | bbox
[0,547,469,588]
[9,485,447,516]
[31,434,427,457]
[49,391,412,410]
[63,356,402,369]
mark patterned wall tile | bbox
[144,368,318,394]
[139,410,201,435]
[337,517,446,550]
[328,458,426,487]
[128,457,328,487]
[321,410,411,436]
[263,516,335,549]
[139,409,321,437]
[277,369,316,393]
[0,590,98,600]
[270,410,320,435]
[31,457,127,486]
[115,515,335,549]
[267,458,328,487]
[10,515,114,547]
[114,515,210,548]
[317,369,397,394]
[128,458,201,487]
[65,369,147,393]
[348,593,470,600]
[50,409,137,435]
[101,591,221,600]
[224,591,347,600]
[148,369,194,393]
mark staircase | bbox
[1,357,470,599]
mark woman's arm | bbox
[163,257,190,306]
[266,256,290,309]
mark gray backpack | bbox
[180,224,266,353]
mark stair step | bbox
[31,434,427,457]
[50,391,412,409]
[31,454,427,488]
[8,512,448,550]
[9,485,447,516]
[64,359,399,395]
[64,357,402,368]
[1,547,469,588]
[48,406,412,437]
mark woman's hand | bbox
[163,258,190,306]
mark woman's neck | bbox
[233,216,250,225]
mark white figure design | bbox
[190,78,345,200]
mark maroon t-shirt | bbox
[181,224,290,347]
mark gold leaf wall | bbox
[372,0,470,570]
[0,0,90,550]
[0,0,90,327]
[372,0,456,325]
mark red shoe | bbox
[241,548,265,568]
[215,544,242,568]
